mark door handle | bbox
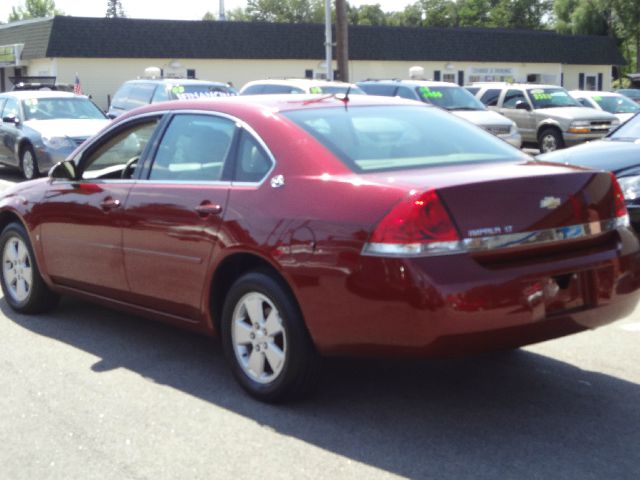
[195,203,222,216]
[100,198,121,211]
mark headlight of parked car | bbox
[42,136,75,150]
[567,121,591,134]
[617,175,640,201]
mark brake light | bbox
[609,172,628,218]
[369,189,459,245]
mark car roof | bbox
[117,93,427,121]
[471,82,561,89]
[358,79,460,88]
[570,90,619,97]
[242,78,358,88]
[0,90,84,99]
[122,78,230,86]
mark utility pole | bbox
[335,0,349,82]
[219,0,226,21]
[324,0,333,80]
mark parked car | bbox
[569,90,639,124]
[615,88,640,104]
[0,91,110,179]
[358,79,522,148]
[107,78,237,118]
[12,82,74,92]
[469,83,618,152]
[538,110,640,232]
[1,94,639,402]
[239,78,366,96]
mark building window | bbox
[305,69,313,79]
[186,69,196,79]
[585,75,597,91]
[442,73,455,83]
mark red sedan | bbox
[1,95,639,402]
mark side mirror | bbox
[515,100,530,111]
[2,114,20,125]
[49,160,78,180]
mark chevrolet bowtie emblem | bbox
[540,196,562,210]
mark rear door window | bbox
[149,114,235,181]
[479,88,501,106]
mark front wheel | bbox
[20,145,39,180]
[538,128,564,153]
[0,222,59,313]
[221,271,319,402]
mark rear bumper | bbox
[300,227,640,357]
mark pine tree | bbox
[105,0,126,18]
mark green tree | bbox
[242,0,324,23]
[420,0,458,27]
[105,0,126,18]
[351,4,387,25]
[613,0,640,71]
[388,3,424,27]
[553,0,612,36]
[490,0,552,29]
[202,11,216,21]
[9,0,63,21]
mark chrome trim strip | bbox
[362,215,630,258]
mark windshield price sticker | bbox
[532,92,552,101]
[309,86,323,94]
[419,87,443,99]
[176,91,234,100]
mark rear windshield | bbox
[282,105,523,173]
[170,84,237,100]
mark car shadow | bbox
[3,297,638,479]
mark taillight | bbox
[366,190,459,255]
[609,172,628,218]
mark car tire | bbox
[221,271,320,402]
[20,145,39,180]
[0,222,59,313]
[538,128,564,153]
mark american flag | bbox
[73,74,82,95]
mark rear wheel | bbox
[0,222,59,313]
[20,145,39,180]
[221,271,319,402]
[538,128,564,153]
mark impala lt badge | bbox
[540,196,562,210]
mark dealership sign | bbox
[469,67,515,76]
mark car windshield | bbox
[527,88,581,108]
[608,114,640,141]
[22,97,106,120]
[417,85,486,110]
[282,105,523,173]
[170,84,237,100]
[592,94,640,114]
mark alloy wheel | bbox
[231,291,287,384]
[2,235,33,303]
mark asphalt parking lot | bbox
[0,168,638,480]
